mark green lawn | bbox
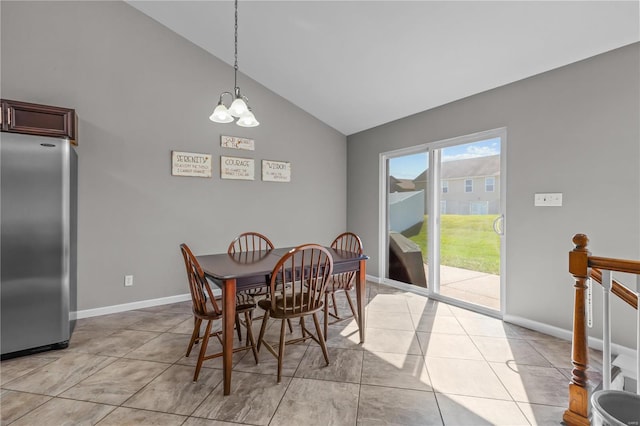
[404,215,500,275]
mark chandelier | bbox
[209,0,259,127]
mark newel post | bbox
[563,234,591,426]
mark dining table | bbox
[196,246,368,395]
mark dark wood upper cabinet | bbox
[1,99,77,145]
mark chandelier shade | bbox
[209,95,234,123]
[209,0,259,127]
[229,97,248,118]
[237,109,259,127]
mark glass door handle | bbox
[493,215,504,236]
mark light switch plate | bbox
[534,193,563,207]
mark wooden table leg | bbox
[356,259,366,343]
[222,278,236,395]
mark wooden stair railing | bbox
[589,268,638,310]
[564,234,640,426]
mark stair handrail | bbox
[590,267,638,310]
[564,234,640,426]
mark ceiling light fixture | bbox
[209,0,259,127]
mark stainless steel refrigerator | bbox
[1,133,77,357]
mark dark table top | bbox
[197,246,368,289]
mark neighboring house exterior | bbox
[397,154,500,215]
[389,176,415,193]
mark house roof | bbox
[413,155,500,182]
[389,176,416,191]
[442,155,500,179]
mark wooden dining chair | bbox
[228,231,275,255]
[324,232,364,338]
[180,243,258,381]
[227,232,292,341]
[257,244,334,382]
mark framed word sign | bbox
[221,156,254,180]
[171,151,212,178]
[262,160,291,182]
[221,135,255,151]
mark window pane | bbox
[465,179,473,193]
[429,135,502,311]
[387,151,428,289]
[485,177,495,192]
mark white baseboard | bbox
[72,293,192,320]
[366,274,383,283]
[504,314,637,379]
[502,314,573,341]
[72,275,399,322]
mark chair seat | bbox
[193,296,256,322]
[236,300,257,312]
[235,291,257,308]
[258,294,323,319]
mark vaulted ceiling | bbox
[127,1,639,135]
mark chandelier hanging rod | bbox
[209,0,259,127]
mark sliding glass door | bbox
[436,138,503,310]
[382,129,505,314]
[387,151,429,289]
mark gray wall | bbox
[1,1,347,311]
[347,43,640,348]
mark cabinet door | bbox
[1,99,77,145]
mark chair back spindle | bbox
[257,243,334,382]
[330,232,363,290]
[321,232,364,338]
[269,245,333,316]
[180,243,221,316]
[228,232,274,254]
[227,232,276,341]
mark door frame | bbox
[378,127,507,317]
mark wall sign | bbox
[221,156,255,180]
[221,135,255,151]
[171,151,212,178]
[262,160,291,182]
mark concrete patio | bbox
[426,265,501,310]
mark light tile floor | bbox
[1,282,594,425]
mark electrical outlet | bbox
[534,193,563,207]
[124,275,134,287]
